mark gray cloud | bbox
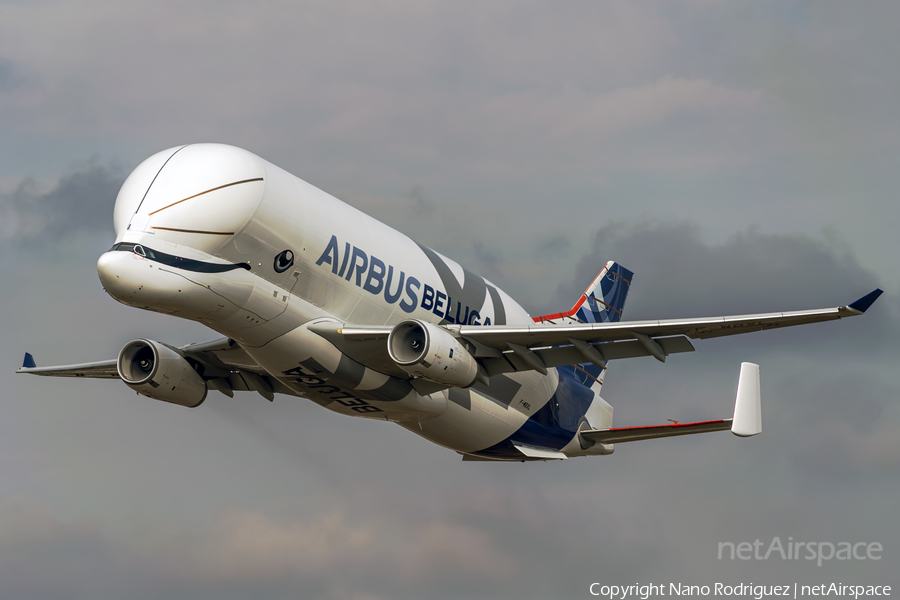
[471,240,503,281]
[551,220,889,328]
[0,485,672,600]
[1,162,124,253]
[0,57,29,93]
[780,372,900,479]
[407,184,435,217]
[534,234,571,261]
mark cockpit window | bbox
[108,243,250,273]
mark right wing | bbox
[16,353,119,378]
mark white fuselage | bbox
[97,144,611,459]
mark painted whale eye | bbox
[273,249,294,273]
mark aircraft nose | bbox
[98,249,181,309]
[98,250,162,304]
[97,251,130,301]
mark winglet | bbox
[731,362,761,437]
[848,289,883,314]
[22,352,36,369]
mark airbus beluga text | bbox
[18,144,883,461]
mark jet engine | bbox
[117,339,208,407]
[387,320,478,387]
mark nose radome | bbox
[97,250,181,308]
[97,251,132,302]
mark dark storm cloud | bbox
[1,163,124,250]
[549,220,892,341]
[777,372,900,479]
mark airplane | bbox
[17,143,883,461]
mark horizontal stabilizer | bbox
[580,362,762,444]
[581,419,732,444]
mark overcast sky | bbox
[2,2,898,599]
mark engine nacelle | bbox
[387,320,478,387]
[117,339,208,407]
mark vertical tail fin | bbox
[573,261,633,324]
[536,260,634,393]
[534,260,634,325]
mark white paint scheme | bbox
[731,362,762,437]
[18,144,881,461]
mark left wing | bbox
[460,288,882,350]
[315,289,883,377]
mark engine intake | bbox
[117,339,208,407]
[388,320,478,387]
